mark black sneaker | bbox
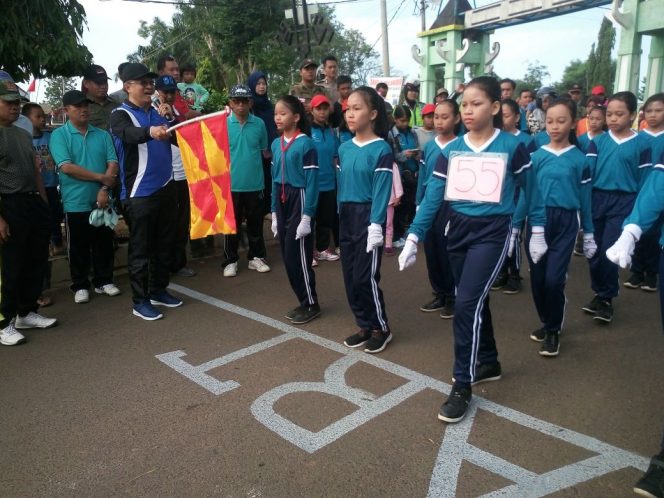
[502,275,522,295]
[440,297,455,319]
[634,454,664,498]
[593,299,613,323]
[438,384,472,423]
[364,330,392,354]
[285,306,303,321]
[625,272,645,289]
[291,304,321,324]
[343,329,371,348]
[420,296,445,312]
[491,272,508,290]
[472,361,502,385]
[581,295,602,314]
[641,273,658,292]
[539,330,560,357]
[530,327,546,342]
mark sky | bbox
[29,0,626,100]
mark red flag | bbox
[27,79,36,92]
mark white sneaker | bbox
[95,284,121,296]
[317,249,340,261]
[74,289,90,303]
[312,258,318,268]
[248,257,271,273]
[223,262,238,277]
[0,321,26,346]
[15,312,57,329]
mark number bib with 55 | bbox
[444,152,507,204]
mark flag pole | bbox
[166,109,229,133]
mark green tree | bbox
[1,0,92,81]
[42,77,76,110]
[588,18,615,95]
[557,59,588,95]
[522,60,550,91]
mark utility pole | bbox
[380,0,390,76]
[420,0,427,32]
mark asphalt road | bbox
[1,235,663,497]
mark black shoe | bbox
[364,330,392,354]
[641,273,658,292]
[438,384,472,423]
[285,306,303,321]
[581,295,602,314]
[593,299,613,323]
[502,275,522,295]
[440,297,455,319]
[530,327,546,342]
[625,272,645,289]
[491,272,508,290]
[472,361,502,385]
[291,304,321,324]
[343,329,371,348]
[634,454,664,498]
[539,330,560,357]
[420,296,445,312]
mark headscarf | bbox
[247,71,277,143]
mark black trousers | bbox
[223,190,266,266]
[122,183,177,303]
[339,202,389,332]
[171,179,191,272]
[65,211,115,291]
[423,203,455,299]
[632,216,663,275]
[315,189,339,252]
[276,184,317,307]
[0,193,50,328]
[394,171,417,240]
[44,186,63,246]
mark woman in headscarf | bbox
[247,71,278,215]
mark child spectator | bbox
[177,63,210,112]
[415,103,437,148]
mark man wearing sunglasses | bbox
[110,62,182,321]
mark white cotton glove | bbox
[366,223,384,253]
[606,224,642,268]
[529,226,548,264]
[295,214,312,240]
[507,228,520,258]
[582,233,597,259]
[398,234,419,271]
[271,212,278,238]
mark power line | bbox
[370,0,408,50]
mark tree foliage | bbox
[0,0,92,81]
[127,2,379,97]
[43,77,77,110]
[588,18,615,95]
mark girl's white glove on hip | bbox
[271,212,278,238]
[295,214,312,240]
[366,223,384,252]
[606,224,641,268]
[507,228,520,257]
[582,232,597,259]
[398,234,419,271]
[529,226,548,264]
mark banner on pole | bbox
[368,76,404,107]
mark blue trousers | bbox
[447,211,511,387]
[589,190,636,300]
[276,185,318,307]
[423,204,455,299]
[339,202,389,332]
[526,208,579,332]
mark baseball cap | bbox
[568,83,582,93]
[155,75,177,91]
[436,87,449,97]
[311,94,330,109]
[300,59,318,70]
[591,85,606,96]
[229,84,253,99]
[83,64,110,83]
[62,90,88,106]
[422,103,436,116]
[0,80,21,102]
[120,62,158,82]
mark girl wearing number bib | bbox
[270,96,320,325]
[399,76,547,424]
[512,98,595,357]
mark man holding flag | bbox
[110,62,182,321]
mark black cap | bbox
[229,84,253,99]
[62,90,88,106]
[155,75,177,91]
[120,62,158,82]
[83,64,110,83]
[300,59,318,70]
[568,83,582,93]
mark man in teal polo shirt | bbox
[222,84,270,277]
[50,90,120,304]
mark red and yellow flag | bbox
[175,112,236,238]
